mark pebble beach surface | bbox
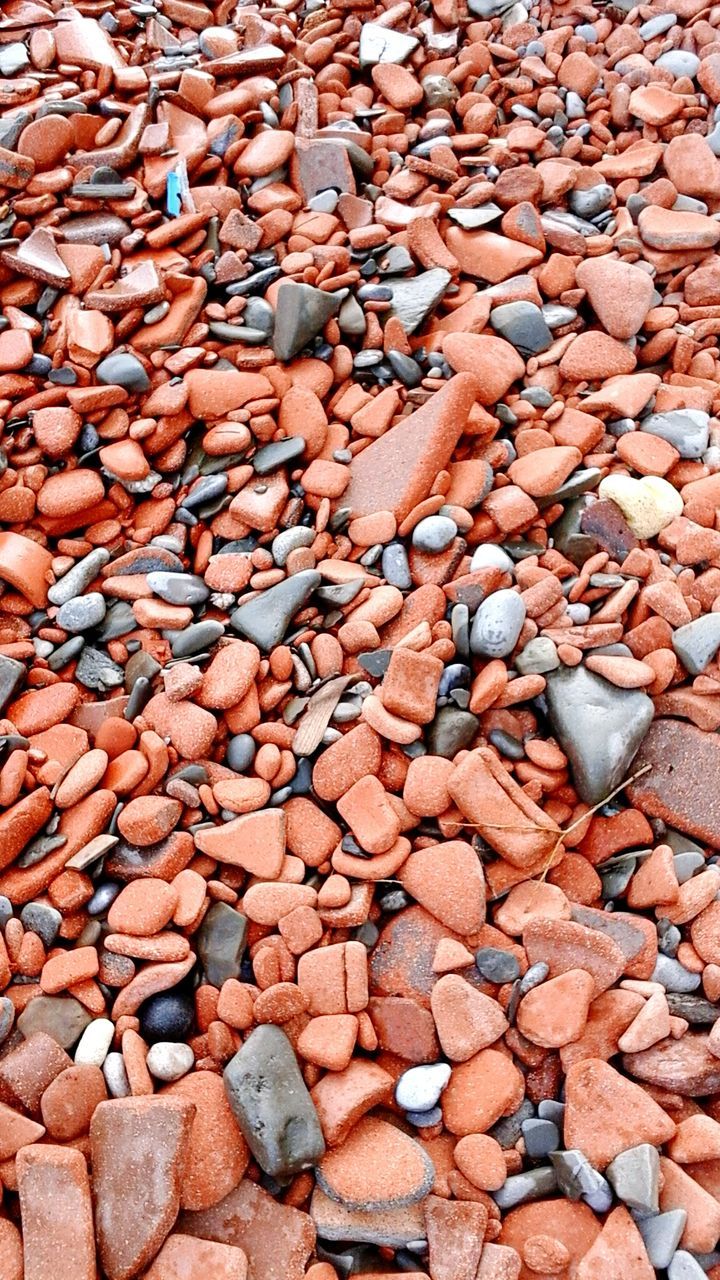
[3,0,720,1277]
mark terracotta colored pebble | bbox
[17,1145,95,1280]
[144,1235,248,1280]
[40,1063,108,1139]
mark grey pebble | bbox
[0,42,29,75]
[412,515,457,553]
[639,11,676,37]
[426,707,478,758]
[170,620,224,658]
[515,636,559,675]
[20,902,62,947]
[490,301,553,356]
[48,548,110,606]
[475,947,520,982]
[0,996,13,1045]
[182,474,227,511]
[490,1099,535,1148]
[538,1099,565,1126]
[672,615,720,676]
[231,569,320,650]
[0,655,24,712]
[673,851,706,884]
[56,592,106,633]
[550,1149,613,1212]
[521,1118,559,1158]
[197,901,247,987]
[655,50,699,78]
[606,1143,659,1213]
[641,410,709,459]
[17,994,92,1049]
[273,281,342,361]
[470,589,526,658]
[395,1063,452,1112]
[226,734,256,773]
[493,1167,557,1209]
[652,954,702,993]
[449,204,503,229]
[386,268,451,334]
[0,896,11,929]
[224,1024,325,1178]
[668,1252,707,1280]
[253,437,306,474]
[103,1051,131,1098]
[272,527,314,567]
[470,544,514,572]
[75,646,124,690]
[147,571,209,607]
[406,1106,443,1128]
[358,21,418,66]
[96,352,150,392]
[519,962,549,994]
[544,664,653,805]
[638,1213,687,1270]
[382,543,412,589]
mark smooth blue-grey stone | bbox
[652,954,702,993]
[475,947,520,982]
[0,655,24,712]
[490,301,553,355]
[386,268,451,334]
[170,620,224,657]
[97,352,150,391]
[226,734,256,773]
[470,544,514,572]
[521,1119,559,1158]
[668,1251,707,1280]
[638,1212,687,1269]
[147,572,209,606]
[48,548,111,606]
[656,50,699,77]
[493,1167,557,1208]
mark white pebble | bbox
[146,1041,195,1082]
[395,1062,452,1112]
[470,543,514,573]
[103,1051,131,1098]
[74,1017,114,1067]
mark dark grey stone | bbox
[426,707,479,758]
[170,620,225,657]
[97,352,150,392]
[231,570,320,650]
[491,301,553,356]
[273,282,342,361]
[253,437,305,474]
[197,902,247,987]
[20,903,62,947]
[475,947,520,983]
[224,1024,325,1178]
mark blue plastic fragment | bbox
[166,170,181,216]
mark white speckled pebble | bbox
[146,1040,195,1082]
[74,1017,114,1067]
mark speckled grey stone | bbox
[470,589,526,657]
[56,592,106,633]
[48,549,111,606]
[20,902,62,947]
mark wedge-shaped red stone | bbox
[91,1096,195,1280]
[17,1145,95,1280]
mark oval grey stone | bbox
[470,589,526,657]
